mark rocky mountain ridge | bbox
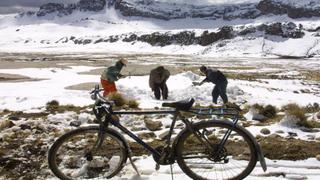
[21,0,320,20]
[22,0,106,17]
[24,22,309,46]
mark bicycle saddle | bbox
[162,98,195,111]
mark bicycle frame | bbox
[97,107,240,163]
[111,109,177,160]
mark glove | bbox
[118,74,126,79]
[192,82,200,86]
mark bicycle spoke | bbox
[48,127,127,179]
[176,121,257,180]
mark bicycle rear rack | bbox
[188,108,239,116]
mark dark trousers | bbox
[212,81,228,104]
[154,83,168,100]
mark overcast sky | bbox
[0,0,79,14]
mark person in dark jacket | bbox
[100,59,127,96]
[149,66,170,100]
[193,65,228,104]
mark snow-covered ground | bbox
[110,156,320,180]
[0,58,319,179]
[0,64,319,111]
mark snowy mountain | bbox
[0,0,320,57]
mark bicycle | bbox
[48,85,267,180]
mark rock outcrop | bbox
[115,0,320,20]
[257,0,320,19]
[63,22,303,47]
[115,0,260,20]
[36,3,65,17]
[30,0,107,17]
[21,0,320,21]
[78,0,106,12]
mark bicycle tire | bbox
[48,126,128,180]
[175,120,257,180]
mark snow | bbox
[0,65,319,111]
[0,66,98,110]
[0,2,320,57]
[107,156,320,180]
[0,64,319,179]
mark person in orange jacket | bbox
[100,59,128,96]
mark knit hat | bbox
[117,58,128,66]
[200,65,207,72]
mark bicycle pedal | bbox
[155,163,160,171]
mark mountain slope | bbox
[0,0,319,57]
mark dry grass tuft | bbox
[46,100,60,112]
[108,92,139,109]
[282,103,307,122]
[108,92,127,107]
[128,100,139,109]
[252,103,277,118]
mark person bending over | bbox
[149,66,170,100]
[193,65,228,104]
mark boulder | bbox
[138,132,156,139]
[260,128,271,135]
[239,26,257,36]
[265,22,283,36]
[263,22,304,38]
[316,154,320,161]
[70,120,81,127]
[268,134,281,138]
[172,31,197,45]
[288,132,298,137]
[137,32,172,46]
[307,135,315,140]
[123,34,138,42]
[158,130,170,140]
[20,124,31,130]
[275,130,284,134]
[144,119,163,131]
[82,39,92,45]
[199,26,234,46]
[0,120,15,130]
[8,116,20,121]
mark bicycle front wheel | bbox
[48,126,128,180]
[176,120,257,180]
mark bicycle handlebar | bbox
[90,85,115,108]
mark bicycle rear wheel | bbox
[48,126,128,180]
[175,120,257,180]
